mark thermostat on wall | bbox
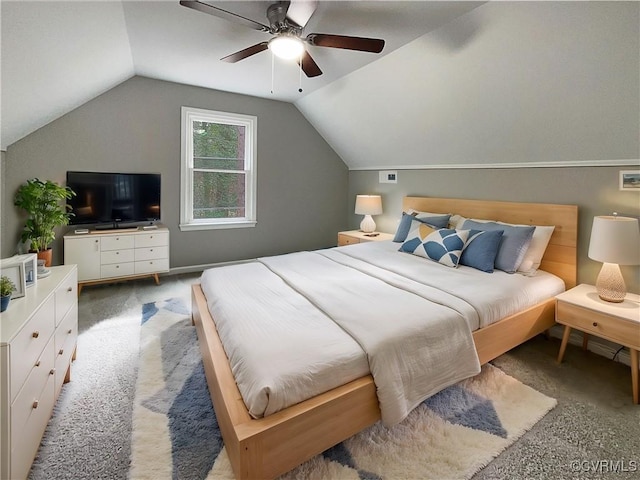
[379,170,398,184]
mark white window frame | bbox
[180,106,257,231]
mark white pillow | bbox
[514,225,555,275]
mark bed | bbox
[191,196,578,479]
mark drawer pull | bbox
[67,329,73,334]
[32,331,40,338]
[67,287,73,292]
[33,400,39,409]
[592,322,598,327]
[50,368,55,375]
[35,360,41,367]
[59,349,64,355]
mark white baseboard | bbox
[548,325,631,367]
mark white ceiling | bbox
[1,0,483,150]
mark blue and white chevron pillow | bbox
[400,223,480,267]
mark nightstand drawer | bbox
[338,234,360,246]
[557,302,640,348]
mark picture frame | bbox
[619,170,640,191]
[14,253,38,288]
[0,263,26,299]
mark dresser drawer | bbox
[101,235,135,251]
[135,245,168,261]
[10,295,55,402]
[54,305,78,395]
[11,369,55,480]
[101,262,135,279]
[11,336,55,432]
[338,234,360,246]
[55,270,77,327]
[101,249,135,265]
[556,301,640,348]
[135,258,169,275]
[135,232,169,248]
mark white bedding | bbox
[200,240,564,426]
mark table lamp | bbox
[588,214,640,302]
[355,195,383,233]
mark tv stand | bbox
[63,226,169,293]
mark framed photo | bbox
[619,170,640,191]
[1,263,26,299]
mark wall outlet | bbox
[379,170,398,184]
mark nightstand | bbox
[337,230,394,246]
[556,284,640,404]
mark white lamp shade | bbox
[354,195,383,215]
[588,216,640,265]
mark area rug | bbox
[129,299,557,480]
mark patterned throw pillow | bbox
[392,211,452,242]
[399,225,473,267]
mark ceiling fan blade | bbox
[286,0,318,28]
[297,50,322,78]
[221,42,269,63]
[180,1,270,32]
[306,34,385,53]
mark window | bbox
[180,107,257,231]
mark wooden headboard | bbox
[403,197,578,289]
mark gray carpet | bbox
[29,273,639,480]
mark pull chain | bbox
[270,51,275,94]
[298,54,303,93]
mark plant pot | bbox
[1,295,10,313]
[36,249,53,267]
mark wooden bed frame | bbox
[191,197,578,480]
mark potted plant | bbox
[14,178,76,267]
[1,275,16,312]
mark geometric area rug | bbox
[129,298,557,480]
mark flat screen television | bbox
[66,171,161,228]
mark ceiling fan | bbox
[179,0,385,78]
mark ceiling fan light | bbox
[268,36,304,60]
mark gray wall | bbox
[1,151,5,256]
[298,1,639,170]
[348,166,640,294]
[2,76,348,267]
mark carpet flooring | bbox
[29,273,640,480]
[128,297,555,479]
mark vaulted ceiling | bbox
[1,0,483,151]
[3,1,637,169]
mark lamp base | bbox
[360,215,376,233]
[596,263,627,303]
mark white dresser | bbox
[64,226,169,293]
[0,265,78,480]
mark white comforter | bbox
[200,241,564,426]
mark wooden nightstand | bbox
[337,230,394,246]
[556,284,640,404]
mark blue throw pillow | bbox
[460,229,504,273]
[462,220,535,273]
[400,226,471,268]
[393,212,451,242]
